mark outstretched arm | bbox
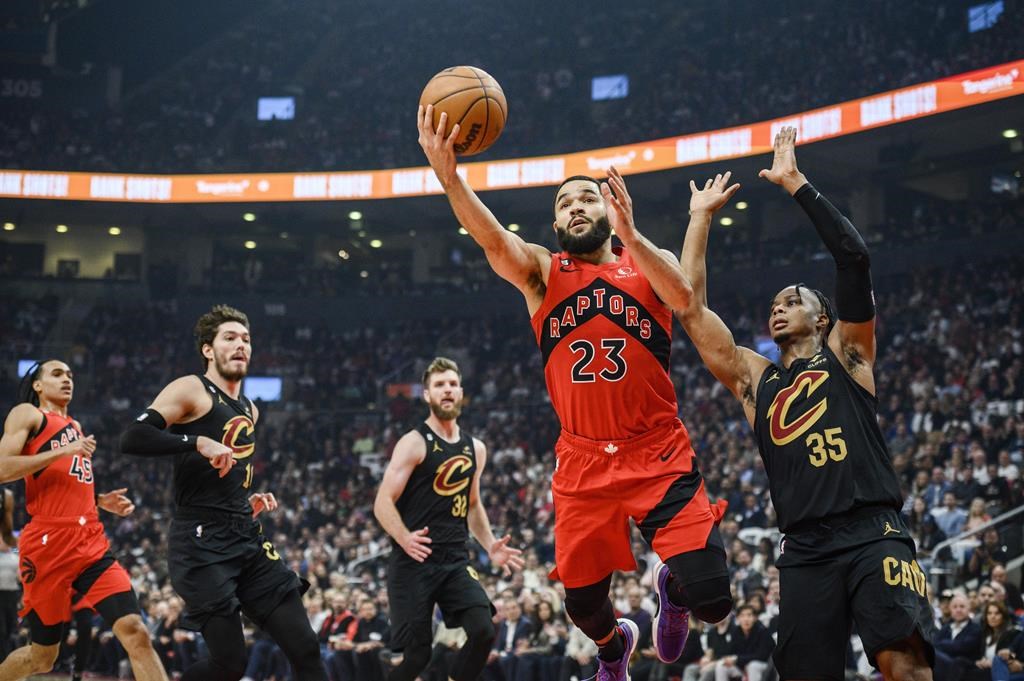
[677,174,770,425]
[467,439,523,575]
[759,127,876,388]
[418,105,550,310]
[601,166,702,311]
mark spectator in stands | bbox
[924,467,953,509]
[991,632,1024,681]
[514,599,567,681]
[351,599,388,681]
[487,598,532,681]
[559,624,597,681]
[934,593,982,681]
[991,564,1024,612]
[709,605,773,681]
[954,467,985,505]
[964,498,991,535]
[689,615,733,681]
[966,528,1010,582]
[933,492,969,537]
[961,601,1019,681]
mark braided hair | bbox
[16,359,61,406]
[793,283,835,341]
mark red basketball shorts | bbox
[549,418,727,588]
[19,517,133,628]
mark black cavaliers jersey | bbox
[394,423,477,547]
[169,375,256,517]
[753,345,902,534]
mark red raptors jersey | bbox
[531,247,678,440]
[21,409,97,520]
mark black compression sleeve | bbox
[793,182,875,322]
[120,408,198,457]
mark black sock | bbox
[597,626,624,662]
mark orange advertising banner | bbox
[1,59,1021,204]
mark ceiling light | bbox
[108,226,121,236]
[1002,129,1019,139]
[369,239,382,248]
[3,222,14,231]
[508,223,520,232]
[56,224,68,233]
[359,270,369,278]
[338,249,350,260]
[244,240,257,249]
[458,227,468,235]
[348,211,363,221]
[736,201,748,210]
[243,212,256,222]
[719,217,734,227]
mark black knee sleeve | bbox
[388,640,432,681]
[677,575,733,623]
[664,537,733,624]
[563,576,617,641]
[450,606,496,681]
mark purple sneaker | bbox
[652,559,690,663]
[586,618,639,681]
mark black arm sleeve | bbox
[120,408,198,457]
[793,182,875,323]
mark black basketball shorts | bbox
[773,509,935,680]
[168,514,303,631]
[387,544,494,650]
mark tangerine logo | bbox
[432,455,474,497]
[767,370,829,446]
[222,416,255,459]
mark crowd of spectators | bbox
[2,1,1021,173]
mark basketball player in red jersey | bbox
[0,360,168,680]
[419,106,733,680]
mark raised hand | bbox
[196,435,235,478]
[417,104,460,187]
[689,171,741,216]
[488,534,525,576]
[97,488,135,516]
[400,526,433,562]
[758,126,807,194]
[600,166,638,243]
[249,492,278,518]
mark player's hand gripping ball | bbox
[419,66,507,156]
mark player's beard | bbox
[214,354,248,382]
[556,215,612,255]
[428,398,462,421]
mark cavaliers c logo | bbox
[222,416,255,459]
[432,455,473,496]
[767,370,829,446]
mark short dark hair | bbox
[554,175,601,207]
[194,305,250,367]
[422,357,461,386]
[737,604,757,617]
[17,359,63,406]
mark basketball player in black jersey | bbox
[374,357,524,681]
[671,128,933,681]
[120,305,326,681]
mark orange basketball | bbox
[419,66,507,156]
